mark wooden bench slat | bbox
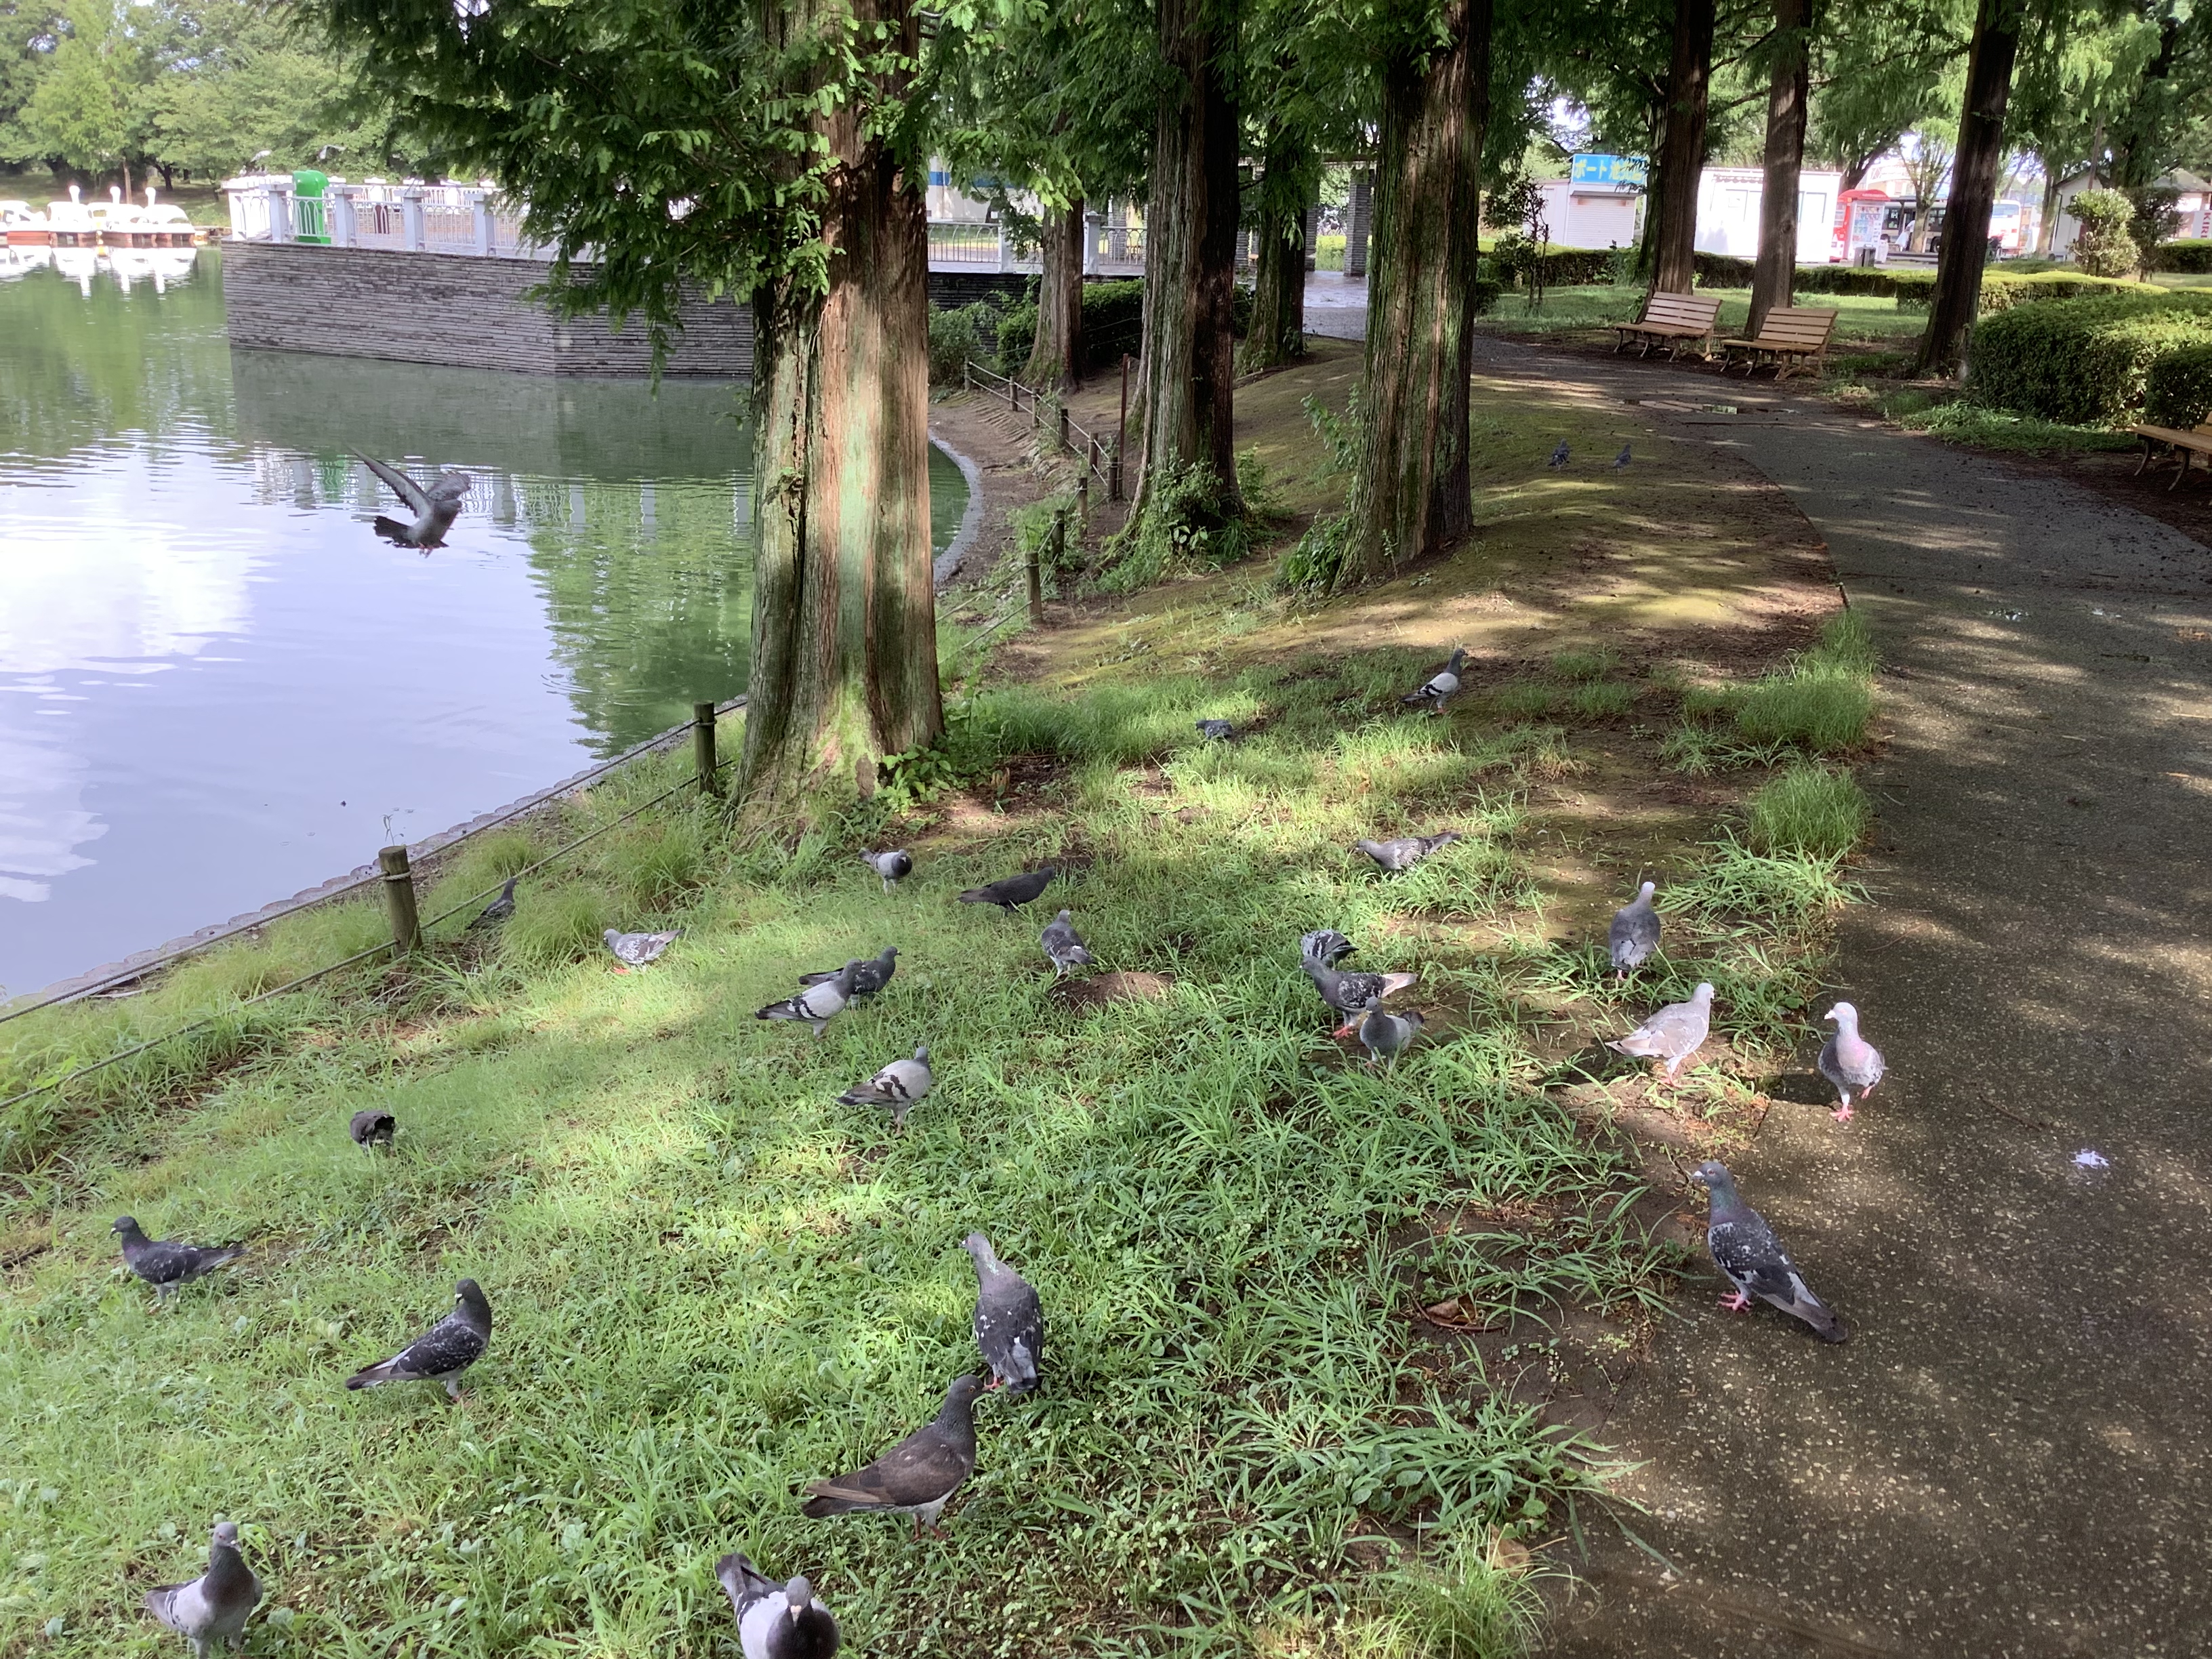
[1717,308,1838,380]
[1612,290,1722,360]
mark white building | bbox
[1694,167,1843,264]
[2049,168,2212,255]
[1535,176,1641,251]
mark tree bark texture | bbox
[1025,199,1086,389]
[1133,0,1240,515]
[1748,0,1810,334]
[1240,125,1310,373]
[1337,0,1490,588]
[742,0,941,819]
[1650,0,1715,294]
[1916,0,2022,375]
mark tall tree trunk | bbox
[1025,199,1085,390]
[1240,123,1311,373]
[1650,0,1715,293]
[1336,0,1490,588]
[741,0,941,819]
[1133,0,1240,516]
[1841,151,1871,191]
[1748,0,1810,335]
[1916,0,2022,375]
[2036,163,2061,254]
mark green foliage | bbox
[1676,835,1856,926]
[497,882,614,967]
[1748,763,1872,858]
[2070,188,2141,279]
[2143,343,2212,430]
[2160,240,2212,274]
[1967,292,2212,424]
[1566,680,1635,720]
[1891,268,2163,312]
[972,279,1145,380]
[1100,460,1250,593]
[1367,1534,1546,1659]
[20,24,127,169]
[1304,388,1366,474]
[1678,613,1875,758]
[1279,509,1351,592]
[1547,648,1618,683]
[1879,390,2141,453]
[927,298,1003,384]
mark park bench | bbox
[1612,291,1723,361]
[1718,306,1840,381]
[2125,416,2212,490]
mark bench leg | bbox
[2132,438,2155,478]
[2169,447,2193,492]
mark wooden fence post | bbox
[1057,403,1070,451]
[1078,470,1090,522]
[693,702,722,796]
[378,845,421,955]
[1028,518,1049,623]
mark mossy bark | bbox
[1748,0,1809,336]
[1916,0,2021,375]
[1025,201,1086,390]
[1650,0,1715,295]
[1240,125,1311,374]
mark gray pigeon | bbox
[801,1373,987,1537]
[861,848,913,893]
[1818,1002,1886,1124]
[352,450,470,549]
[349,1109,396,1151]
[1548,440,1570,468]
[1400,646,1467,712]
[838,1046,933,1128]
[1298,928,1355,966]
[605,928,680,969]
[1355,833,1460,872]
[1612,443,1633,470]
[800,945,897,996]
[963,1232,1045,1394]
[1303,957,1417,1019]
[113,1218,244,1300]
[957,866,1057,912]
[1195,719,1237,741]
[716,1553,841,1659]
[1690,1162,1846,1341]
[345,1278,493,1402]
[144,1520,260,1658]
[1607,981,1715,1083]
[1608,881,1661,974]
[467,876,518,930]
[1344,1000,1423,1069]
[1040,909,1095,977]
[756,960,861,1036]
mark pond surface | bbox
[0,247,966,999]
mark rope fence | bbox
[962,360,1122,501]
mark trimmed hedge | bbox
[2144,344,2212,428]
[1892,269,2163,313]
[977,277,1151,379]
[1969,293,2212,424]
[2158,239,2212,274]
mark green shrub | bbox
[927,300,1004,383]
[1748,763,1872,857]
[2160,239,2212,274]
[981,278,1146,378]
[2144,344,2212,429]
[1568,680,1635,720]
[1967,292,2212,423]
[996,300,1040,372]
[1098,459,1248,592]
[2070,188,2139,278]
[1893,269,2160,312]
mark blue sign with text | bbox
[1570,153,1648,189]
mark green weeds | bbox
[1747,764,1872,858]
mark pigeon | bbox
[1355,833,1460,872]
[345,1278,493,1402]
[349,1109,396,1151]
[1689,1162,1846,1341]
[838,1046,933,1128]
[756,960,861,1036]
[1040,909,1095,977]
[1298,928,1355,966]
[956,866,1057,912]
[1548,440,1570,468]
[1303,957,1418,1019]
[1608,881,1661,974]
[861,848,913,893]
[800,946,897,997]
[351,450,470,549]
[1400,646,1467,712]
[962,1233,1046,1394]
[1818,1002,1886,1124]
[605,928,680,969]
[801,1372,987,1537]
[1195,719,1237,741]
[716,1553,841,1659]
[113,1218,245,1300]
[467,876,518,930]
[1607,981,1715,1084]
[1340,1000,1423,1069]
[1612,443,1633,470]
[144,1520,260,1658]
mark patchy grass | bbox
[1748,764,1874,858]
[1847,386,2141,454]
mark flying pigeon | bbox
[1195,720,1237,741]
[1689,1162,1846,1341]
[1298,928,1355,966]
[1608,881,1661,974]
[1303,957,1417,1019]
[144,1520,260,1659]
[113,1218,245,1300]
[716,1553,841,1659]
[346,1278,493,1402]
[1607,981,1715,1084]
[1340,1000,1423,1069]
[1548,440,1570,468]
[957,866,1057,912]
[1040,910,1095,977]
[1612,443,1633,470]
[605,928,680,970]
[838,1046,933,1128]
[1355,833,1460,873]
[756,960,861,1036]
[1401,646,1468,712]
[351,450,470,549]
[800,946,897,997]
[467,876,518,930]
[963,1232,1045,1394]
[801,1373,987,1537]
[349,1109,396,1152]
[861,849,913,893]
[1818,1002,1886,1124]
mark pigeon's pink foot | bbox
[1332,1021,1359,1039]
[1831,1103,1855,1124]
[611,964,632,975]
[1719,1291,1753,1313]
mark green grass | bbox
[1469,285,1924,346]
[1729,614,1877,754]
[1871,388,2140,453]
[1747,764,1874,858]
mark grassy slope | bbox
[1,348,1870,1659]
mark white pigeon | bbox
[605,928,680,970]
[1607,981,1714,1084]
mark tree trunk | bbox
[1336,0,1490,588]
[741,0,941,819]
[1025,200,1085,390]
[1841,151,1871,192]
[1240,123,1310,373]
[1132,0,1240,516]
[1916,0,2022,376]
[1748,0,1810,335]
[2036,163,2061,254]
[1650,0,1715,294]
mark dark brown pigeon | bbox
[802,1373,986,1536]
[956,867,1057,912]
